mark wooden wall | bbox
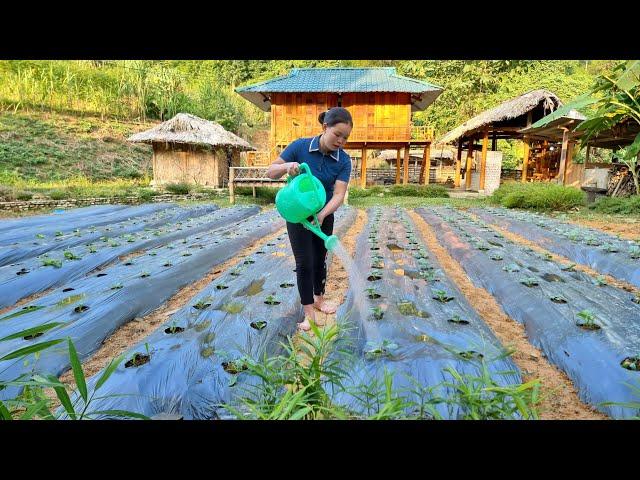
[152,143,241,188]
[270,92,412,146]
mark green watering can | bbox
[275,163,339,251]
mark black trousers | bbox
[286,213,334,305]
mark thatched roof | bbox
[438,90,563,144]
[128,113,255,151]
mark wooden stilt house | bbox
[235,67,443,187]
[128,113,255,188]
[439,90,562,190]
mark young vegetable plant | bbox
[365,288,381,300]
[520,277,539,287]
[364,340,398,360]
[41,259,62,268]
[264,295,280,305]
[371,306,384,320]
[432,289,454,303]
[576,309,601,330]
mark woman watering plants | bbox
[266,107,353,331]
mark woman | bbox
[266,107,353,331]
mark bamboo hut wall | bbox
[152,144,239,187]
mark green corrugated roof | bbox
[235,67,443,112]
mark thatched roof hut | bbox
[128,113,254,150]
[128,113,255,188]
[439,89,563,144]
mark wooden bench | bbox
[229,167,285,204]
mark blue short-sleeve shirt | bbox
[279,135,352,205]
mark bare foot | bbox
[313,300,337,314]
[298,318,312,332]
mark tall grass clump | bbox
[588,195,640,215]
[388,184,449,198]
[491,182,586,211]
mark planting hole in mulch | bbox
[367,273,382,281]
[387,243,404,252]
[16,268,29,275]
[163,263,172,267]
[215,284,229,290]
[222,361,248,375]
[370,247,380,251]
[124,262,133,266]
[550,296,568,304]
[488,240,504,247]
[73,305,89,313]
[527,266,539,273]
[621,356,640,371]
[264,296,280,306]
[459,350,484,360]
[250,320,268,330]
[62,288,75,292]
[96,273,108,277]
[256,251,265,254]
[23,332,44,340]
[366,290,381,299]
[124,353,150,368]
[192,301,212,310]
[542,273,565,283]
[448,315,470,325]
[243,259,255,265]
[576,321,601,331]
[165,326,185,334]
[280,282,295,288]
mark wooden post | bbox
[492,131,497,151]
[541,140,548,179]
[564,140,574,185]
[557,128,570,185]
[479,128,488,191]
[252,186,256,198]
[585,144,591,169]
[455,139,462,187]
[229,167,235,204]
[465,139,474,190]
[521,136,531,183]
[421,144,431,185]
[360,147,368,188]
[395,149,401,184]
[403,145,410,185]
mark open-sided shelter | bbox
[128,113,255,188]
[439,90,562,190]
[235,67,443,187]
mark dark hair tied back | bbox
[318,107,353,127]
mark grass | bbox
[490,182,586,211]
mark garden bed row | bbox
[61,207,357,419]
[329,207,524,419]
[0,205,257,308]
[417,206,640,419]
[0,208,279,401]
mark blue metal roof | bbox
[235,67,443,112]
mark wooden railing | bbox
[228,167,285,204]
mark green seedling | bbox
[629,246,640,259]
[561,263,577,271]
[520,277,539,287]
[41,259,62,268]
[602,243,619,253]
[250,320,268,330]
[264,295,280,306]
[633,292,640,305]
[87,245,97,253]
[35,234,45,239]
[364,340,398,360]
[594,276,608,287]
[432,289,454,303]
[193,299,212,310]
[550,295,567,304]
[140,271,150,278]
[367,269,383,281]
[576,309,601,330]
[620,356,640,371]
[108,241,120,247]
[110,283,123,290]
[366,288,381,300]
[55,231,64,237]
[371,306,384,320]
[490,253,503,261]
[63,251,81,261]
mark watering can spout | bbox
[301,219,339,251]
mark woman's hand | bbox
[286,162,301,177]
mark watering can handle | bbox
[287,163,321,200]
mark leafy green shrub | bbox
[137,188,157,202]
[388,184,449,198]
[235,186,279,202]
[16,190,34,200]
[588,195,640,214]
[164,182,191,195]
[0,185,16,201]
[48,189,70,200]
[348,186,385,198]
[491,182,585,211]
